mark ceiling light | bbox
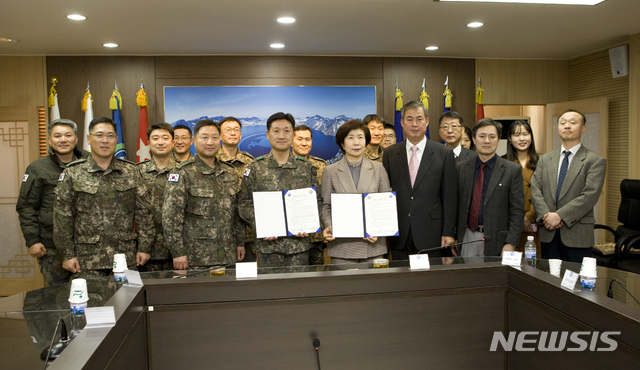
[467,22,484,28]
[436,0,605,5]
[425,46,439,51]
[277,17,296,24]
[67,14,87,21]
[270,43,285,48]
[0,37,19,43]
[103,43,118,48]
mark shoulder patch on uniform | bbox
[58,173,65,182]
[168,174,180,182]
[255,155,265,161]
[295,155,306,161]
[22,174,29,182]
[243,168,251,177]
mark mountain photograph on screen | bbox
[164,86,376,163]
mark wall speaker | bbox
[609,45,629,78]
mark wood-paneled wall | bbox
[45,56,477,161]
[475,59,568,105]
[568,47,630,235]
[0,56,47,108]
[383,58,476,137]
[629,34,640,179]
[46,56,156,160]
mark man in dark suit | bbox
[531,109,606,263]
[438,111,476,164]
[456,118,524,257]
[382,101,457,259]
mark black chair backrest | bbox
[619,179,640,230]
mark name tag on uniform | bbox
[168,174,180,182]
[243,168,251,177]
[22,174,29,182]
[58,173,65,182]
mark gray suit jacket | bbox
[321,157,391,259]
[457,155,525,256]
[530,145,606,249]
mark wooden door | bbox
[0,106,44,296]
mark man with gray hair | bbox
[16,119,89,285]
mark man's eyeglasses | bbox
[439,124,462,131]
[223,128,241,134]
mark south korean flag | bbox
[168,174,180,182]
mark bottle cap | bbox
[527,236,534,241]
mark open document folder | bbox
[331,192,399,238]
[252,187,320,238]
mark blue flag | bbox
[394,89,404,142]
[111,93,126,159]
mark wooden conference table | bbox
[2,258,640,370]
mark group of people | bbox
[16,101,606,286]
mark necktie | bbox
[468,163,487,232]
[556,150,571,207]
[409,145,419,187]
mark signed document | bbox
[331,193,365,238]
[363,192,399,237]
[253,191,287,238]
[283,187,320,235]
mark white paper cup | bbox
[68,278,89,303]
[549,259,562,277]
[113,253,128,273]
[580,257,597,278]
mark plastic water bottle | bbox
[524,236,536,267]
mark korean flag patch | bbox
[22,174,29,183]
[168,174,180,182]
[58,173,65,182]
[243,168,251,177]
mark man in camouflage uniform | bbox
[16,118,89,285]
[53,117,153,277]
[137,123,178,271]
[291,124,327,265]
[239,112,319,267]
[216,117,256,262]
[163,119,245,270]
[172,124,193,163]
[362,114,386,162]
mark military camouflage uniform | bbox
[16,147,89,286]
[239,152,319,267]
[53,156,153,273]
[172,151,192,163]
[363,145,384,163]
[162,155,244,268]
[136,157,178,271]
[306,155,328,265]
[217,148,257,261]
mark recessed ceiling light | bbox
[103,43,118,48]
[436,0,604,5]
[277,17,296,24]
[425,46,439,51]
[0,37,19,43]
[467,22,484,28]
[270,43,285,49]
[67,14,87,21]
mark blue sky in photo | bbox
[164,86,376,122]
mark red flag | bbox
[136,87,150,162]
